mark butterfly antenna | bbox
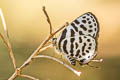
[91,59,103,63]
[87,59,103,68]
[87,63,100,69]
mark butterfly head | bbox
[51,38,57,46]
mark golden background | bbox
[0,0,120,80]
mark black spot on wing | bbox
[82,20,86,24]
[70,38,75,43]
[88,21,91,24]
[82,43,86,52]
[88,56,90,58]
[79,37,82,43]
[79,31,84,35]
[82,53,86,56]
[87,39,91,42]
[58,29,67,51]
[74,19,80,24]
[75,49,80,57]
[94,23,97,26]
[93,33,95,37]
[86,50,89,53]
[90,16,93,18]
[87,13,90,16]
[84,36,87,38]
[82,16,86,18]
[89,43,92,46]
[80,24,87,31]
[87,18,90,21]
[70,38,75,56]
[88,29,93,33]
[89,25,93,28]
[93,19,95,22]
[71,23,78,32]
[70,53,74,56]
[94,28,96,31]
[88,47,91,50]
[79,55,81,58]
[63,40,68,54]
[71,29,75,37]
[75,42,78,49]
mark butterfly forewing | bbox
[73,12,99,38]
[57,12,99,51]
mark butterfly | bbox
[52,12,99,66]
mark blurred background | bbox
[0,0,120,80]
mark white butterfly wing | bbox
[58,35,97,64]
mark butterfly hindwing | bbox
[57,35,97,65]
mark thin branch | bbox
[34,55,81,76]
[0,8,17,69]
[8,70,18,80]
[9,22,68,80]
[91,59,103,63]
[0,33,9,48]
[43,6,52,35]
[8,6,69,80]
[0,8,9,38]
[19,22,68,70]
[20,74,39,80]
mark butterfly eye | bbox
[52,38,57,41]
[52,38,57,46]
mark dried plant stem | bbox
[8,22,68,80]
[8,44,52,80]
[20,23,68,70]
[20,74,39,80]
[0,6,74,80]
[0,8,9,37]
[43,6,52,34]
[8,70,18,80]
[91,59,103,63]
[0,8,17,69]
[34,55,81,76]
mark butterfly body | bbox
[53,12,99,66]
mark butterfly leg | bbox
[91,59,103,63]
[64,55,76,66]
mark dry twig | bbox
[43,6,52,35]
[35,55,81,76]
[0,8,17,69]
[8,22,68,80]
[0,6,80,80]
[20,74,39,80]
